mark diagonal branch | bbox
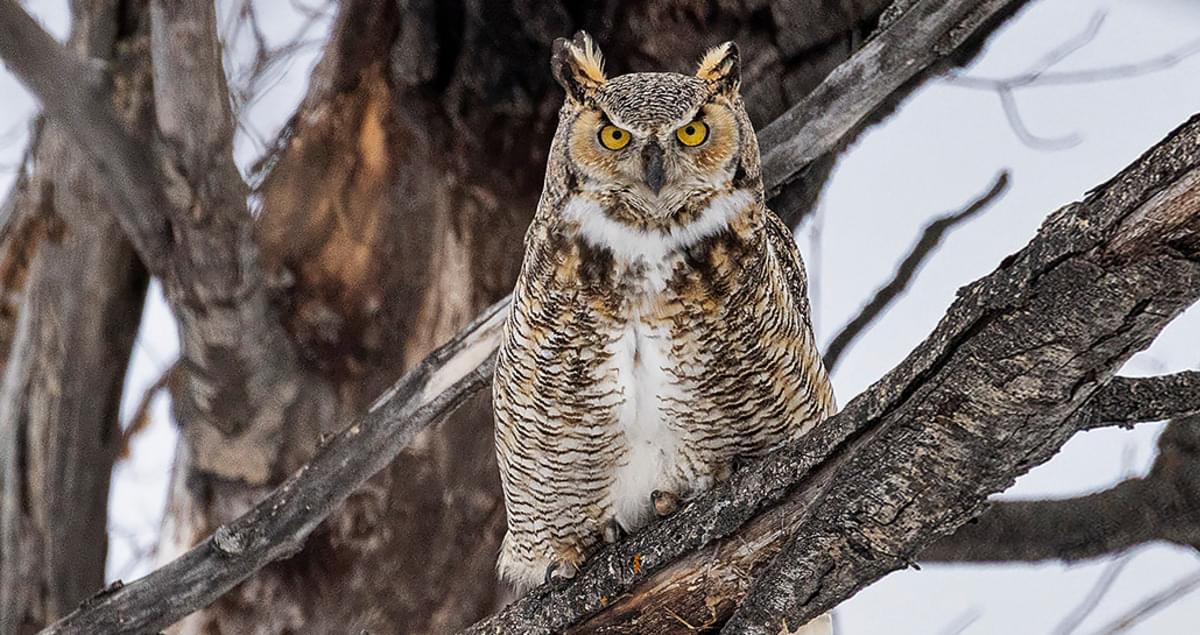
[823,171,1010,371]
[0,0,171,266]
[43,302,507,635]
[760,0,1034,225]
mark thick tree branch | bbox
[719,118,1200,635]
[925,413,1200,564]
[824,171,1010,371]
[144,0,336,481]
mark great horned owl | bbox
[493,32,836,593]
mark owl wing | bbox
[762,208,817,335]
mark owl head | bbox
[548,32,760,230]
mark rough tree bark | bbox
[0,2,151,632]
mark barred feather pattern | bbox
[493,52,836,592]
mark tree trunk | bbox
[165,1,893,632]
[0,2,151,631]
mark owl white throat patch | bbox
[564,189,754,268]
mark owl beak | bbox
[642,142,666,194]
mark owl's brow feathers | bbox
[595,73,711,131]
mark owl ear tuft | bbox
[696,42,740,94]
[551,31,607,103]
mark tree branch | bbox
[823,171,1010,371]
[0,0,171,266]
[1076,372,1200,431]
[43,302,506,635]
[761,0,1033,225]
[924,412,1200,564]
[719,115,1200,634]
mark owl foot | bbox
[544,559,579,585]
[602,518,624,544]
[651,490,680,517]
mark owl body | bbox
[493,35,835,591]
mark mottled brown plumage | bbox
[493,32,836,592]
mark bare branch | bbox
[947,12,1200,150]
[823,171,1010,371]
[1053,555,1133,635]
[1076,372,1200,431]
[43,302,506,635]
[714,116,1200,634]
[923,413,1200,565]
[759,0,1034,225]
[1091,568,1200,635]
[0,0,172,266]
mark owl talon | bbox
[651,490,680,517]
[602,519,624,544]
[544,560,579,585]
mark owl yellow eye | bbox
[676,120,709,147]
[598,124,631,150]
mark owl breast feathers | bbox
[493,32,836,592]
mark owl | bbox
[493,32,836,596]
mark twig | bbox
[936,607,983,635]
[823,171,1009,371]
[1089,568,1200,635]
[118,363,178,460]
[1053,555,1134,635]
[947,11,1200,150]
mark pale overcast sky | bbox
[2,1,1198,633]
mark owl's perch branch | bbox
[717,118,1200,635]
[823,170,1010,371]
[470,115,1200,634]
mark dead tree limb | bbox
[923,413,1200,564]
[40,302,505,635]
[761,0,1033,225]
